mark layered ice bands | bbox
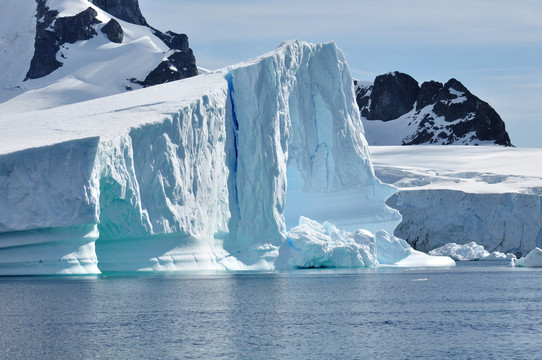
[0,41,405,275]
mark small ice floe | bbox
[428,241,516,261]
[513,248,542,267]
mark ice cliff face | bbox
[370,146,542,258]
[224,42,399,262]
[0,41,402,274]
[387,190,542,257]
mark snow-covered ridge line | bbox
[1,41,418,275]
[355,72,512,146]
[0,0,197,114]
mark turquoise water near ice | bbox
[1,261,541,359]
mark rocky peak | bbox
[26,1,101,79]
[416,81,442,110]
[366,72,419,121]
[24,0,197,87]
[355,72,513,146]
[91,0,147,25]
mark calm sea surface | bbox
[1,261,541,359]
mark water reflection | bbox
[2,266,542,359]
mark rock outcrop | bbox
[91,0,147,25]
[26,2,100,79]
[25,0,197,86]
[100,18,123,43]
[355,72,512,146]
[142,49,198,86]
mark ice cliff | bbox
[370,146,542,257]
[0,41,414,275]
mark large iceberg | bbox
[1,41,444,275]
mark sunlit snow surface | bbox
[0,0,171,113]
[0,41,451,275]
[370,145,542,256]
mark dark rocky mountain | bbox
[26,0,197,86]
[26,2,100,79]
[91,0,147,26]
[355,72,512,146]
[101,18,124,43]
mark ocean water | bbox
[1,262,542,359]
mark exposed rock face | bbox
[91,0,147,25]
[151,29,190,52]
[101,18,123,43]
[364,72,419,121]
[25,1,61,79]
[26,2,101,79]
[355,72,512,146]
[141,28,198,86]
[143,49,198,86]
[55,7,100,43]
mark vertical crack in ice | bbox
[225,72,242,244]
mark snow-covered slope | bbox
[1,41,442,275]
[0,0,197,114]
[370,145,542,256]
[0,1,37,94]
[355,72,512,146]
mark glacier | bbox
[371,145,542,257]
[0,41,451,275]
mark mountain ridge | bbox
[355,71,512,146]
[0,0,197,114]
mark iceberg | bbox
[275,216,379,269]
[1,40,441,275]
[275,216,454,269]
[428,242,515,261]
[513,248,542,267]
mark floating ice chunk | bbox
[375,230,409,264]
[429,241,490,261]
[275,217,454,269]
[429,241,516,261]
[513,248,542,267]
[395,249,456,268]
[275,216,378,269]
[479,252,516,261]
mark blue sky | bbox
[140,0,542,147]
